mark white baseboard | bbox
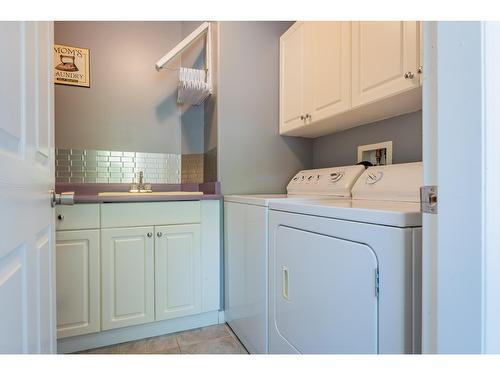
[57,310,220,354]
[218,310,225,323]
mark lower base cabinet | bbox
[55,200,221,346]
[155,224,202,321]
[101,226,155,331]
[100,224,203,330]
[56,230,100,339]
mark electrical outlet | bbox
[357,141,393,166]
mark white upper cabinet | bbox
[280,22,307,133]
[279,21,422,138]
[352,21,421,107]
[306,22,351,125]
[280,22,351,135]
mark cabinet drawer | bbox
[100,201,201,228]
[56,204,100,230]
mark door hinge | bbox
[375,268,380,298]
[420,185,438,214]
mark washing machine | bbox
[268,162,423,354]
[224,164,366,354]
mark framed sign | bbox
[53,44,90,87]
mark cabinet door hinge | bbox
[375,268,380,298]
[420,185,438,214]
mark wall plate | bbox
[357,141,393,165]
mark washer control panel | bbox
[287,165,366,197]
[352,162,423,202]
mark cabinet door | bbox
[101,227,154,330]
[306,22,351,123]
[280,22,307,134]
[56,230,100,339]
[155,224,202,321]
[352,21,421,107]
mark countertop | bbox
[56,182,222,204]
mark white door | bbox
[56,230,100,339]
[272,226,378,354]
[306,22,351,123]
[101,226,154,330]
[0,21,56,354]
[352,21,420,107]
[155,224,201,321]
[279,22,307,134]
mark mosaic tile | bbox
[56,148,182,185]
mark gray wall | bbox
[217,22,313,195]
[203,22,219,182]
[313,110,422,168]
[204,22,218,154]
[180,21,205,155]
[55,21,201,155]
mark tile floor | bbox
[77,324,248,355]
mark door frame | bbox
[422,21,500,354]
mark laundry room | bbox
[2,2,500,373]
[50,20,425,354]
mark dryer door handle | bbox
[282,266,289,300]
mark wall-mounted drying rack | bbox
[155,21,212,106]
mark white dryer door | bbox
[273,226,378,353]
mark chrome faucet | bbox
[138,171,144,187]
[129,171,152,193]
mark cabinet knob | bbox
[417,66,423,74]
[404,71,415,79]
[57,214,64,221]
[305,113,311,120]
[300,115,305,120]
[157,232,162,238]
[147,232,153,238]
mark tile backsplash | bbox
[181,154,204,184]
[56,148,181,184]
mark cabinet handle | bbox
[57,214,64,220]
[300,115,305,120]
[50,190,74,207]
[404,71,415,79]
[147,232,153,238]
[305,113,311,120]
[157,232,162,238]
[417,66,423,74]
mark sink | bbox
[98,191,203,197]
